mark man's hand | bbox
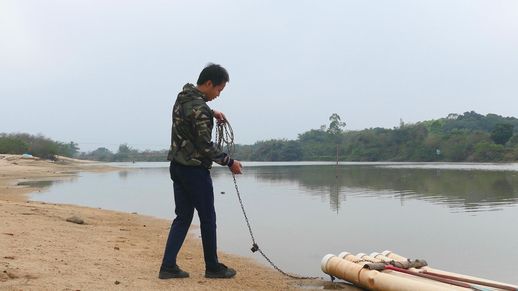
[212,109,226,124]
[229,160,243,174]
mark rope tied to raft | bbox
[216,120,320,280]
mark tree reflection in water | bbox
[235,164,518,212]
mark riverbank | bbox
[0,155,337,290]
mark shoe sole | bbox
[159,273,189,279]
[205,272,236,279]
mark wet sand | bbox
[0,155,354,290]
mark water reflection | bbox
[118,170,130,179]
[234,165,518,212]
[17,178,74,189]
[17,180,56,188]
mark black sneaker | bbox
[158,265,189,279]
[205,263,236,279]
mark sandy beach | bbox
[0,155,347,290]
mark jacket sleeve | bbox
[191,105,232,166]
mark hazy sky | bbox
[1,0,517,152]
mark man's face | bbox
[205,82,226,101]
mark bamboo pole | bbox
[322,254,468,291]
[379,251,518,291]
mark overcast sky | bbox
[1,0,517,152]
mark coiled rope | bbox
[216,120,319,280]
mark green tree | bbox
[248,139,303,161]
[0,133,82,159]
[59,142,79,157]
[490,123,514,145]
[298,128,329,143]
[508,135,518,147]
[327,113,346,135]
[90,147,114,161]
[115,143,133,161]
[472,142,505,161]
[0,136,28,154]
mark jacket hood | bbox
[178,83,208,102]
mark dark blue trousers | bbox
[161,162,219,270]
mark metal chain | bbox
[216,121,320,280]
[215,120,235,155]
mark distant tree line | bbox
[78,144,168,162]
[233,111,518,162]
[3,111,518,162]
[0,133,79,160]
[0,133,167,161]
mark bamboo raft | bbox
[321,250,518,291]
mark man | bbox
[159,64,243,280]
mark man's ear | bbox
[204,80,214,87]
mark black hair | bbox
[196,63,230,86]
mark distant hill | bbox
[234,111,518,162]
[420,111,518,134]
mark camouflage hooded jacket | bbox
[167,83,230,168]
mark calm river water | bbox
[30,162,518,284]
